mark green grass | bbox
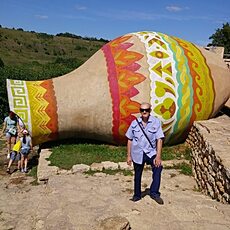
[164,162,193,176]
[0,27,107,121]
[49,143,127,170]
[27,166,39,185]
[162,145,193,176]
[0,27,107,66]
[162,144,191,161]
[48,142,191,171]
[28,165,37,178]
[179,163,192,175]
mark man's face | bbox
[140,104,151,118]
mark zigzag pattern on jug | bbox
[26,80,58,145]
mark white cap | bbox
[22,129,28,134]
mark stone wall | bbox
[186,115,230,204]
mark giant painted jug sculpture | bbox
[7,31,230,146]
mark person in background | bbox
[126,102,165,204]
[20,129,32,173]
[6,133,22,174]
[1,111,20,156]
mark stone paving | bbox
[0,153,230,229]
[0,132,230,230]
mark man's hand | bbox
[127,155,132,166]
[154,138,163,167]
[127,139,132,166]
[153,155,162,167]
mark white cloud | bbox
[35,15,48,19]
[75,5,87,10]
[166,5,188,12]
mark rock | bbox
[35,220,45,229]
[94,172,107,177]
[90,162,104,171]
[101,161,119,170]
[57,169,70,175]
[187,115,230,203]
[37,149,58,182]
[98,216,130,230]
[118,162,133,170]
[163,160,190,168]
[72,164,90,173]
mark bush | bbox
[54,57,83,68]
[0,57,4,68]
[56,32,82,39]
[36,33,53,40]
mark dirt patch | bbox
[9,176,26,185]
[0,142,8,175]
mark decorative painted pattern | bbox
[133,32,215,143]
[158,33,194,141]
[134,32,180,142]
[6,31,216,146]
[7,80,32,132]
[26,80,58,145]
[171,36,215,122]
[102,35,146,144]
[7,79,58,145]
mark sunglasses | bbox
[140,108,151,112]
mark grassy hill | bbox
[0,27,108,121]
[0,27,107,67]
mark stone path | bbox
[0,162,230,229]
[0,134,229,230]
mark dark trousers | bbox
[133,153,163,198]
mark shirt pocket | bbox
[147,126,158,141]
[132,125,143,141]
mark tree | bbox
[56,32,82,39]
[208,23,230,54]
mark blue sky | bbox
[1,0,230,46]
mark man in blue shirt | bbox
[126,102,164,204]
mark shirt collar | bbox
[138,115,154,123]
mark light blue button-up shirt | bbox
[125,115,164,164]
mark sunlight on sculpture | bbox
[7,31,230,146]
